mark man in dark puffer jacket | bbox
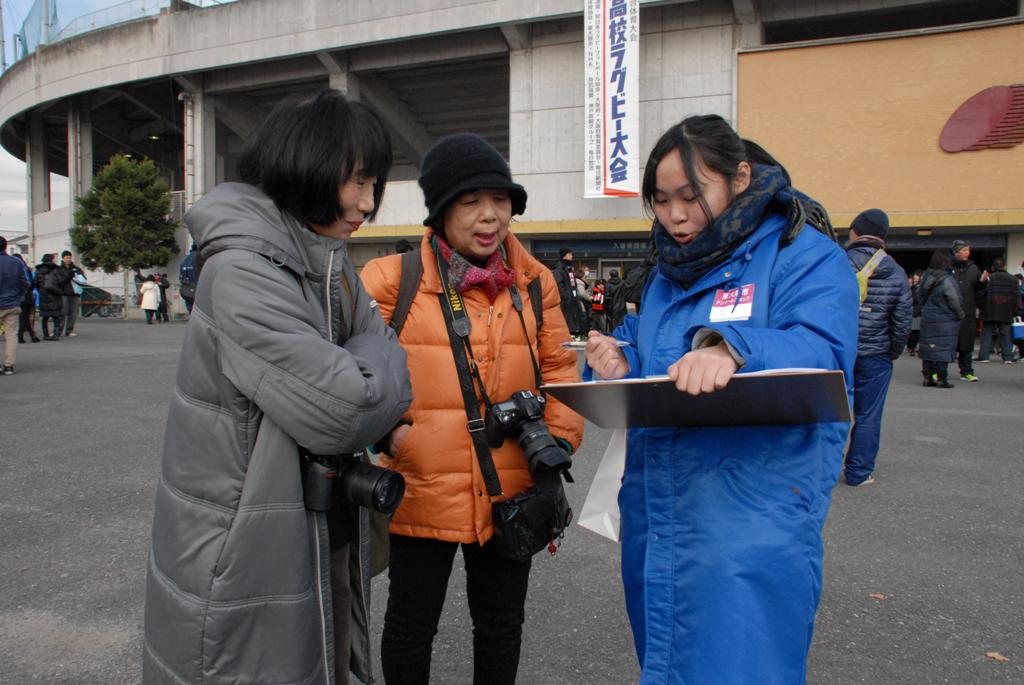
[951,240,983,381]
[977,258,1021,363]
[843,209,912,486]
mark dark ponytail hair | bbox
[741,138,791,185]
[928,249,953,272]
[641,115,747,223]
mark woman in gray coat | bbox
[143,91,411,685]
[918,249,964,388]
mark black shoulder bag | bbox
[434,248,572,560]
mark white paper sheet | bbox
[578,428,627,542]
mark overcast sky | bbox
[0,1,235,238]
[0,1,125,238]
[0,149,68,239]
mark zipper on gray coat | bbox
[324,250,335,343]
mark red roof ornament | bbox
[940,84,1024,152]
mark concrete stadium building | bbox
[1,0,1022,292]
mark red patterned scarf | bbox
[433,234,516,302]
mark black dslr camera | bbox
[303,453,405,515]
[485,390,572,475]
[484,390,573,560]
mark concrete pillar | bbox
[26,112,50,262]
[68,95,94,204]
[27,112,50,208]
[508,49,533,176]
[181,93,196,208]
[1007,233,1024,277]
[193,91,217,200]
[180,88,217,207]
[320,51,361,99]
[330,69,361,99]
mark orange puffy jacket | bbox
[360,231,583,544]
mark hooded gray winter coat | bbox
[143,183,411,685]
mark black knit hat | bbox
[418,133,527,228]
[850,208,889,239]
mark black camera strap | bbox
[508,286,544,394]
[435,248,503,498]
[434,243,548,499]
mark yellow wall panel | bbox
[737,24,1024,226]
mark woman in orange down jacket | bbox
[360,133,583,685]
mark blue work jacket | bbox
[591,214,858,684]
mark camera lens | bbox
[515,419,571,473]
[372,470,406,514]
[337,461,406,514]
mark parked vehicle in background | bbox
[79,285,125,318]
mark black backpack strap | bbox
[779,196,837,248]
[389,249,423,336]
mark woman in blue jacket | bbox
[586,115,859,685]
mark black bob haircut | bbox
[238,89,393,226]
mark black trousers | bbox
[957,348,974,376]
[381,534,532,685]
[18,303,38,340]
[906,329,919,352]
[41,314,64,338]
[922,359,949,382]
[62,295,79,334]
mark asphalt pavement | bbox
[0,319,1021,684]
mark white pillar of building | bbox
[179,84,217,209]
[26,112,50,259]
[320,51,361,99]
[193,90,217,201]
[508,48,533,177]
[67,95,94,205]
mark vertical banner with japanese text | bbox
[584,0,640,198]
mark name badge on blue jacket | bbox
[709,284,755,322]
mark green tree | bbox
[71,154,179,273]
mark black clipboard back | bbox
[542,368,850,429]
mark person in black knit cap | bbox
[843,208,911,486]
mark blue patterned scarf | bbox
[654,164,795,289]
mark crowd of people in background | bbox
[0,245,87,374]
[545,233,1024,382]
[0,239,207,377]
[550,248,629,338]
[911,243,1023,386]
[133,270,174,324]
[0,245,91,374]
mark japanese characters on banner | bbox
[584,0,640,199]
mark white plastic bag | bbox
[578,429,627,542]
